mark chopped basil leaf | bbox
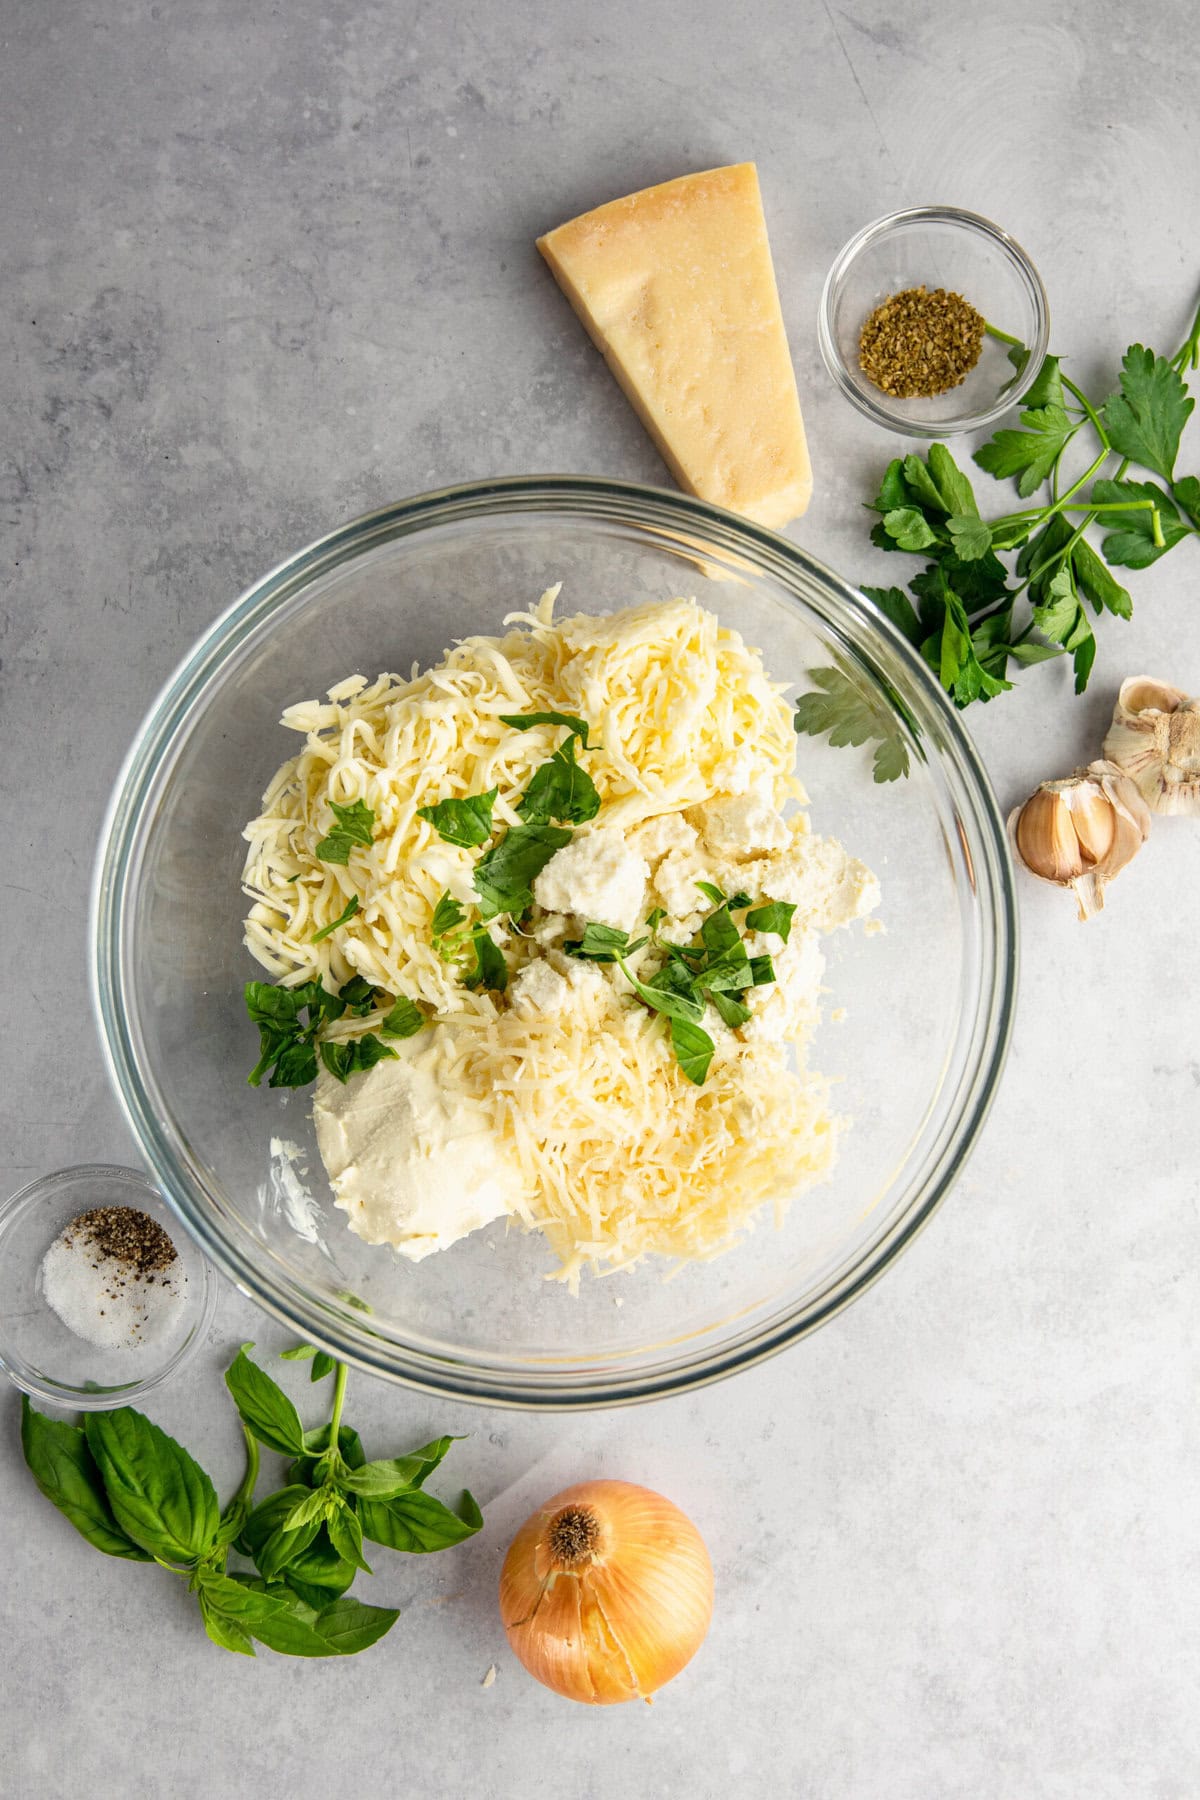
[517,738,600,826]
[727,890,755,912]
[270,1039,319,1088]
[319,1035,398,1084]
[564,922,648,963]
[338,975,375,1015]
[315,799,376,865]
[464,929,508,992]
[246,980,346,1089]
[745,900,796,944]
[669,1016,716,1085]
[749,954,776,986]
[430,891,467,950]
[379,997,426,1039]
[417,787,498,849]
[695,879,726,907]
[497,710,592,751]
[311,895,359,944]
[473,824,571,919]
[708,989,753,1029]
[700,904,740,958]
[617,955,705,1024]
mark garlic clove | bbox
[1008,760,1151,921]
[1102,675,1200,815]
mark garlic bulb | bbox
[1102,676,1200,814]
[499,1479,713,1704]
[1008,760,1151,920]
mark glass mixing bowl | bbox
[92,477,1016,1408]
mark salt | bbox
[40,1206,188,1351]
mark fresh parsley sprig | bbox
[19,1345,481,1661]
[801,294,1200,776]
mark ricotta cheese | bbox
[532,827,649,931]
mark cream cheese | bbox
[313,1039,524,1259]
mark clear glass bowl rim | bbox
[91,475,1018,1410]
[0,1163,219,1410]
[817,204,1051,437]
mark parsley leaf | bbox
[1092,478,1189,568]
[315,800,376,866]
[882,506,940,552]
[745,901,796,943]
[417,788,497,848]
[1173,474,1200,528]
[946,515,993,561]
[311,896,359,944]
[1071,536,1132,620]
[861,585,922,645]
[319,1035,398,1084]
[379,997,426,1039]
[669,1017,715,1086]
[517,738,600,826]
[906,444,979,518]
[497,711,592,750]
[974,403,1077,499]
[793,667,911,782]
[1100,344,1194,482]
[473,824,571,919]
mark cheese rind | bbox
[538,164,812,528]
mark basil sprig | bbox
[20,1345,481,1661]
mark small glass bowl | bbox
[0,1165,217,1410]
[818,205,1050,437]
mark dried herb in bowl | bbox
[859,285,985,398]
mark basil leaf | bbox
[340,1457,434,1500]
[617,955,704,1024]
[84,1409,219,1564]
[473,823,571,918]
[498,710,591,750]
[517,739,601,826]
[430,891,467,944]
[239,1486,313,1557]
[709,989,752,1029]
[380,997,426,1038]
[670,1016,716,1085]
[338,974,376,1015]
[745,900,796,943]
[749,954,776,986]
[694,879,725,907]
[282,1486,332,1532]
[312,1595,400,1655]
[197,1570,343,1658]
[224,1345,307,1456]
[200,1592,257,1656]
[359,1487,483,1554]
[726,890,755,912]
[269,1038,318,1089]
[292,1422,366,1479]
[320,1033,398,1083]
[259,1512,323,1582]
[700,903,739,958]
[464,928,508,992]
[277,1524,357,1605]
[310,1351,336,1382]
[563,922,645,962]
[315,798,376,865]
[311,895,359,943]
[20,1396,152,1562]
[395,1435,459,1489]
[326,1499,372,1575]
[417,786,498,848]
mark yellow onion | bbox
[499,1479,713,1704]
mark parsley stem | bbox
[1170,295,1200,373]
[1059,374,1110,447]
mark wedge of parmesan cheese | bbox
[537,164,813,528]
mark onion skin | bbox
[499,1479,714,1705]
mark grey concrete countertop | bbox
[3,2,1198,1795]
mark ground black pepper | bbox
[859,285,986,398]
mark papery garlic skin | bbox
[1102,675,1200,815]
[499,1479,713,1705]
[1008,761,1151,921]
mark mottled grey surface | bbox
[2,1,1199,1794]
